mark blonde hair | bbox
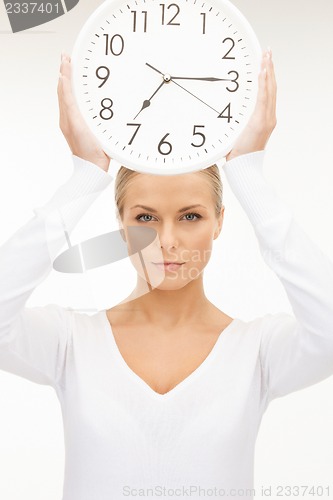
[114,165,223,219]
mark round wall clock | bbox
[71,0,262,174]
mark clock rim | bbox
[71,0,262,175]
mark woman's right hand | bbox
[57,52,111,172]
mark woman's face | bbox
[120,171,224,290]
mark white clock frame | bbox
[71,0,262,174]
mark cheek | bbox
[184,226,214,263]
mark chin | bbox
[150,280,191,291]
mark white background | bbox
[0,0,333,498]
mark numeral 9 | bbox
[96,66,110,88]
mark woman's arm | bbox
[0,56,113,388]
[223,50,333,403]
[224,150,333,403]
[58,52,111,172]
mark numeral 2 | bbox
[222,37,235,59]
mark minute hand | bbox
[171,76,233,82]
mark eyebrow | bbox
[130,204,207,213]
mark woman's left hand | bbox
[226,48,277,162]
[58,52,111,172]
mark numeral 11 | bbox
[131,10,148,32]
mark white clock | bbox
[71,0,262,174]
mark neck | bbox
[122,274,212,328]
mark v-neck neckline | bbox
[101,310,240,401]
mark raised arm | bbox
[0,54,113,388]
[222,49,333,403]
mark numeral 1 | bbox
[200,12,206,34]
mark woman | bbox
[0,49,333,500]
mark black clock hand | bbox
[145,63,234,82]
[145,62,164,76]
[171,76,233,82]
[133,80,166,120]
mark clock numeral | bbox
[200,12,206,35]
[222,37,235,60]
[131,10,148,32]
[160,3,180,26]
[100,98,114,120]
[191,125,206,147]
[226,70,239,92]
[104,34,124,56]
[96,66,110,88]
[127,123,142,145]
[158,133,172,155]
[218,103,232,122]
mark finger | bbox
[269,53,277,98]
[60,72,76,112]
[60,56,71,80]
[265,52,277,119]
[57,76,69,128]
[260,49,266,71]
[256,52,268,109]
[262,51,273,111]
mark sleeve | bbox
[0,155,113,388]
[222,150,333,403]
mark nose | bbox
[158,222,178,251]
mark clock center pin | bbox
[163,73,171,83]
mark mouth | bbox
[152,262,185,271]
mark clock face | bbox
[71,0,261,174]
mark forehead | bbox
[124,171,213,206]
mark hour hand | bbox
[133,80,165,120]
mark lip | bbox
[153,262,185,265]
[152,262,185,271]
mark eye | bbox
[135,212,202,222]
[135,213,156,222]
[181,212,202,221]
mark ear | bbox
[213,205,225,240]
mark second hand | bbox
[145,62,221,115]
[171,80,220,115]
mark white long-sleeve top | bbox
[1,151,333,500]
